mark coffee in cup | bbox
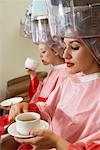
[15,112,40,135]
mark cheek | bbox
[46,53,54,59]
[74,51,87,63]
[45,54,50,59]
[75,51,94,71]
[80,52,93,63]
[43,54,51,62]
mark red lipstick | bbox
[66,62,74,67]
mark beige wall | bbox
[0,0,49,101]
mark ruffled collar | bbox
[78,72,100,82]
[50,63,66,70]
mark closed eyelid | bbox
[71,46,80,50]
[71,42,81,49]
[70,40,81,44]
[42,51,46,53]
[70,40,80,48]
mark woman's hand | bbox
[14,129,69,150]
[25,68,36,79]
[8,102,28,121]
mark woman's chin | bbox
[42,61,48,65]
[67,68,78,74]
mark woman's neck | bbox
[83,62,100,75]
[52,58,65,66]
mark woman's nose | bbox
[63,49,72,60]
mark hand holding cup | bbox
[24,57,39,71]
[15,112,41,136]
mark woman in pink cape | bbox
[27,38,67,105]
[0,37,66,135]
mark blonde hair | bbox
[46,38,64,58]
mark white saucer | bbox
[0,97,23,107]
[8,120,49,138]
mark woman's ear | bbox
[55,51,59,56]
[51,49,58,55]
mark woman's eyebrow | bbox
[70,40,81,44]
[63,40,81,45]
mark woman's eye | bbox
[64,47,67,50]
[71,46,79,50]
[42,51,46,53]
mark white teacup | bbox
[24,57,39,70]
[15,112,40,135]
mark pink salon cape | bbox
[39,72,100,149]
[19,73,100,150]
[17,64,68,150]
[29,64,67,103]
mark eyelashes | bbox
[64,46,80,51]
[71,46,80,50]
[42,51,46,53]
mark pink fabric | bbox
[18,64,67,150]
[30,64,67,103]
[18,73,100,150]
[39,73,100,149]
